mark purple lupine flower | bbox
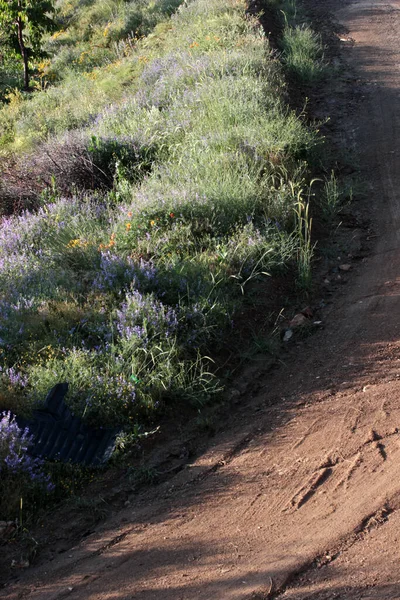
[115,289,179,343]
[0,412,54,490]
[0,366,28,389]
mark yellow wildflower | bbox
[67,238,88,249]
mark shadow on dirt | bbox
[3,2,400,599]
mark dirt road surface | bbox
[3,0,400,598]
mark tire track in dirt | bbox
[3,0,400,598]
[259,499,397,599]
[277,0,400,595]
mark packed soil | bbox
[3,0,400,597]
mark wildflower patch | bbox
[0,0,323,469]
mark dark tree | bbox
[0,0,55,91]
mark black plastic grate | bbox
[17,383,119,466]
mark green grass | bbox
[0,0,326,457]
[282,24,325,83]
[0,0,339,525]
[265,0,326,83]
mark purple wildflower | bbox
[0,412,54,490]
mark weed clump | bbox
[282,24,325,83]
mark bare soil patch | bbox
[3,0,400,598]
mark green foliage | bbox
[294,191,315,291]
[0,0,326,455]
[0,0,56,90]
[0,0,54,42]
[321,171,341,221]
[265,0,325,83]
[281,24,325,83]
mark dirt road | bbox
[3,0,400,598]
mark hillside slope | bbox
[0,0,321,439]
[2,0,400,597]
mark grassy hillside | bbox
[0,0,332,518]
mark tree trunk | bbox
[16,15,29,91]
